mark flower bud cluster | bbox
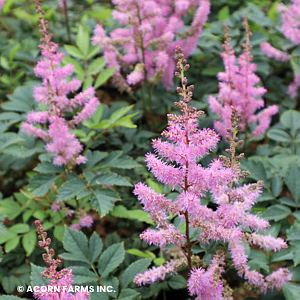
[34,220,89,300]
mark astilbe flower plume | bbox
[133,46,291,299]
[209,17,278,139]
[34,220,89,300]
[91,0,210,93]
[260,0,300,99]
[0,0,6,10]
[21,0,99,166]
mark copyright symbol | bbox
[17,286,24,293]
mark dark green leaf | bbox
[262,205,292,221]
[168,275,187,290]
[90,173,132,187]
[285,163,300,205]
[118,289,139,300]
[94,67,116,89]
[71,266,98,284]
[267,129,292,143]
[282,282,300,300]
[98,242,125,278]
[31,264,50,287]
[101,276,118,298]
[280,110,300,136]
[91,189,119,217]
[22,231,37,256]
[34,162,64,174]
[57,179,87,201]
[272,174,283,197]
[29,174,58,197]
[122,258,153,289]
[89,232,103,262]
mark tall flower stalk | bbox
[133,46,291,299]
[22,0,99,167]
[209,17,278,143]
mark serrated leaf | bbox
[85,150,108,169]
[102,276,118,298]
[64,45,85,59]
[272,174,283,197]
[60,227,89,263]
[31,264,50,287]
[267,129,292,143]
[262,205,292,221]
[287,224,300,242]
[71,266,98,284]
[280,110,300,136]
[292,247,300,266]
[271,249,293,263]
[98,243,125,278]
[0,199,22,220]
[34,162,64,174]
[29,174,58,197]
[285,163,300,205]
[99,151,139,169]
[122,258,153,289]
[114,113,138,128]
[90,173,132,187]
[282,282,300,300]
[87,57,106,76]
[54,225,65,242]
[118,289,139,300]
[76,25,90,57]
[291,57,300,75]
[94,67,116,89]
[5,236,20,252]
[91,189,119,217]
[89,232,103,262]
[57,179,87,201]
[22,231,37,256]
[9,224,29,234]
[168,275,187,290]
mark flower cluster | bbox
[22,0,99,166]
[34,220,89,300]
[133,46,291,299]
[0,0,6,10]
[91,0,210,93]
[260,1,300,99]
[209,17,278,139]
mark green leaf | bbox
[91,189,120,217]
[242,160,268,186]
[122,258,153,289]
[126,210,153,224]
[94,67,116,89]
[99,151,139,169]
[5,236,20,252]
[85,150,108,169]
[22,231,37,256]
[71,266,98,284]
[54,225,65,242]
[9,224,29,234]
[107,105,135,125]
[1,296,24,300]
[57,179,87,201]
[0,231,17,244]
[0,198,22,220]
[287,224,300,242]
[272,174,283,197]
[282,282,300,300]
[98,242,125,278]
[153,257,165,265]
[76,25,90,57]
[31,264,50,287]
[292,247,300,266]
[102,276,118,298]
[86,45,101,60]
[280,110,300,136]
[90,173,132,187]
[64,45,85,59]
[118,289,139,300]
[29,174,58,197]
[89,232,103,262]
[60,227,89,263]
[271,249,293,263]
[63,56,84,77]
[114,113,138,128]
[87,57,106,76]
[218,6,229,21]
[92,103,103,123]
[285,163,300,205]
[34,162,64,174]
[168,275,187,290]
[126,249,155,258]
[291,57,300,75]
[262,205,292,221]
[267,128,292,143]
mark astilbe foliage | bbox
[21,0,99,167]
[260,0,300,99]
[91,0,210,93]
[209,17,278,139]
[133,46,291,299]
[34,220,89,300]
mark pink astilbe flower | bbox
[34,220,89,300]
[133,46,290,298]
[209,17,278,139]
[260,41,291,62]
[79,215,93,228]
[21,1,99,166]
[0,0,6,10]
[91,0,210,92]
